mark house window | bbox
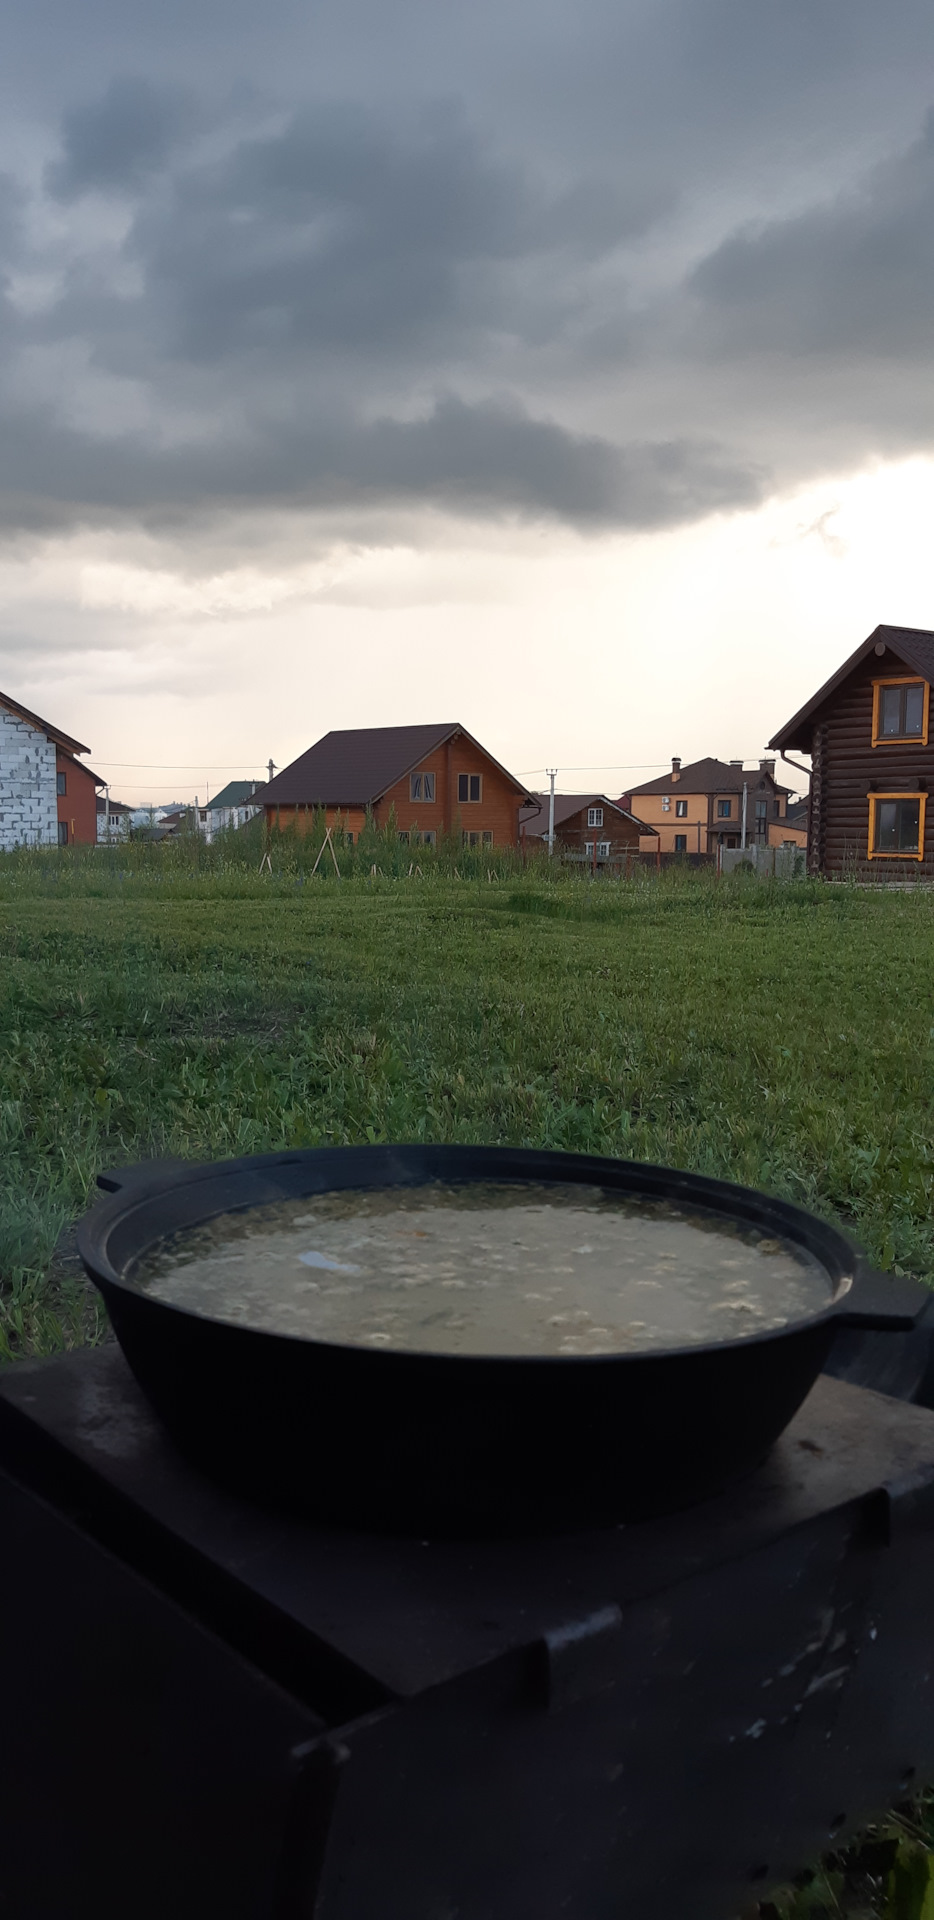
[199,810,207,823]
[57,821,68,845]
[868,792,926,859]
[398,831,410,844]
[674,834,688,852]
[717,799,732,818]
[410,772,436,802]
[56,771,67,796]
[872,679,928,746]
[585,840,611,857]
[462,830,493,847]
[675,799,687,818]
[587,806,604,828]
[418,830,437,846]
[458,773,482,803]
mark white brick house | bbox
[0,692,93,851]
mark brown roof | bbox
[261,724,535,808]
[519,792,649,834]
[769,624,934,752]
[0,689,89,755]
[627,757,791,798]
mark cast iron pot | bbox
[77,1145,932,1535]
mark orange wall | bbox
[633,791,707,854]
[768,820,807,848]
[376,735,524,845]
[56,753,98,845]
[268,806,367,838]
[633,782,788,853]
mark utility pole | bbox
[741,783,748,849]
[267,759,277,786]
[104,784,110,841]
[546,769,557,856]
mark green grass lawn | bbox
[2,850,934,1358]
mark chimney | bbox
[730,759,743,768]
[759,758,776,777]
[671,756,681,783]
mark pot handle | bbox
[96,1158,192,1195]
[833,1260,934,1332]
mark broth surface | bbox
[130,1182,834,1356]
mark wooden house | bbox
[1,689,103,849]
[770,623,934,879]
[519,792,647,863]
[259,724,534,847]
[624,757,794,855]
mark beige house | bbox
[623,757,797,856]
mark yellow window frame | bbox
[871,677,929,747]
[867,790,927,861]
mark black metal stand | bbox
[2,1347,934,1920]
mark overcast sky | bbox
[1,0,933,802]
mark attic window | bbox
[872,678,928,746]
[868,792,925,860]
[410,772,435,802]
[458,774,481,803]
[587,806,604,827]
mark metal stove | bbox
[2,1346,934,1920]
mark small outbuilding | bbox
[519,792,647,864]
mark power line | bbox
[90,760,268,770]
[519,763,669,775]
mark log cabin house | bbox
[770,624,934,879]
[519,792,647,863]
[259,724,534,847]
[624,757,797,856]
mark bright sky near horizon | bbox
[1,0,932,806]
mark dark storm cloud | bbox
[689,110,934,359]
[123,105,635,363]
[0,0,933,540]
[0,393,762,530]
[45,77,194,201]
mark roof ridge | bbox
[0,688,90,756]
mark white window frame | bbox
[587,806,604,828]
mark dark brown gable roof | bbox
[627,757,790,798]
[0,689,89,755]
[520,791,649,833]
[261,723,535,808]
[770,625,934,752]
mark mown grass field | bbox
[2,845,934,1359]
